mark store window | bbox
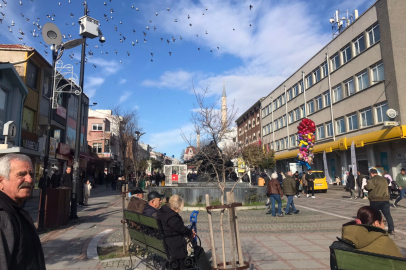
[26,61,39,90]
[0,88,8,134]
[22,107,35,132]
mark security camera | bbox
[99,36,105,43]
[78,19,82,24]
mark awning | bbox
[274,125,406,161]
[0,146,41,156]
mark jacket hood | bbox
[342,225,387,249]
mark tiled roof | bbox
[0,44,34,50]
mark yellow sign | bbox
[339,138,347,150]
[238,158,245,172]
[356,141,364,147]
[325,147,332,153]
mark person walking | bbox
[60,166,73,189]
[294,171,300,198]
[0,154,46,270]
[365,168,395,234]
[356,170,364,199]
[83,179,92,206]
[347,171,357,199]
[283,172,300,215]
[301,171,308,196]
[305,170,315,198]
[394,168,406,207]
[384,171,393,196]
[266,173,284,217]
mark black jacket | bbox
[157,204,193,259]
[0,192,46,270]
[61,172,73,189]
[51,173,61,188]
[347,174,356,189]
[356,174,364,187]
[142,204,158,217]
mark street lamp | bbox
[134,131,145,183]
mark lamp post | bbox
[39,23,86,230]
[133,131,145,184]
[71,1,105,219]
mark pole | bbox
[326,53,336,141]
[302,71,307,118]
[70,3,87,219]
[38,45,57,230]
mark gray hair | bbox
[168,195,184,212]
[0,154,33,180]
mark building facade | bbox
[184,146,197,161]
[260,0,406,180]
[236,99,262,146]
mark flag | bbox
[258,138,261,146]
[266,144,269,153]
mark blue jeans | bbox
[270,194,282,216]
[395,189,406,204]
[285,195,297,214]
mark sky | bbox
[1,0,376,158]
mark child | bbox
[361,177,368,199]
[84,179,92,206]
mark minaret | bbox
[196,129,201,150]
[221,81,227,129]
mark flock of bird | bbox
[0,0,255,67]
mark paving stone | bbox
[289,259,326,269]
[278,252,310,260]
[259,260,292,269]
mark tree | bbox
[151,158,163,171]
[111,105,142,182]
[241,144,275,170]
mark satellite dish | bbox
[42,22,62,46]
[386,108,397,119]
[63,38,86,49]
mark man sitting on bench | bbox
[128,188,147,213]
[143,191,164,218]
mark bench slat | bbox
[139,215,160,229]
[125,210,141,223]
[335,249,406,269]
[144,234,166,253]
[128,229,146,246]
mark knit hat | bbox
[271,173,278,179]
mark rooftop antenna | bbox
[330,9,358,39]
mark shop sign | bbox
[56,153,69,161]
[58,143,70,155]
[56,105,67,119]
[356,141,364,148]
[102,152,111,157]
[22,139,39,151]
[339,138,347,150]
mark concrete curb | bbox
[98,241,123,248]
[87,229,113,260]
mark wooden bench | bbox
[330,238,406,270]
[124,209,199,270]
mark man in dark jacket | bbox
[157,195,211,270]
[0,154,46,270]
[143,191,164,217]
[61,166,73,189]
[305,170,315,198]
[347,172,356,199]
[127,188,147,213]
[283,172,300,215]
[366,168,394,234]
[356,170,364,198]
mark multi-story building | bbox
[261,0,406,180]
[236,99,263,146]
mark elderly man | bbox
[143,191,164,217]
[127,188,147,213]
[0,154,46,269]
[366,168,394,234]
[283,171,300,215]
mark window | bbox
[93,143,103,153]
[360,108,373,127]
[26,61,39,90]
[288,111,294,123]
[317,125,325,140]
[68,95,79,120]
[252,119,256,127]
[299,81,304,93]
[281,93,286,105]
[321,62,328,78]
[331,54,340,72]
[354,35,365,56]
[290,135,295,148]
[324,91,331,107]
[300,105,305,118]
[276,140,280,151]
[306,74,313,89]
[283,115,287,126]
[326,122,333,137]
[348,113,358,131]
[280,139,285,150]
[371,62,384,83]
[262,126,266,135]
[342,45,352,64]
[315,95,323,110]
[333,85,343,103]
[266,105,270,115]
[357,71,369,91]
[285,137,289,149]
[273,100,277,110]
[0,88,8,134]
[275,120,279,130]
[336,118,346,134]
[293,84,299,96]
[313,69,321,83]
[22,107,35,132]
[368,24,380,46]
[344,78,355,96]
[279,117,283,128]
[376,102,389,123]
[278,96,283,107]
[92,123,103,131]
[307,100,314,114]
[42,73,52,98]
[105,142,110,153]
[294,108,300,121]
[287,89,293,101]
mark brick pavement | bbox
[41,186,406,269]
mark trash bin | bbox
[44,188,71,228]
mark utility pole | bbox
[70,2,87,219]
